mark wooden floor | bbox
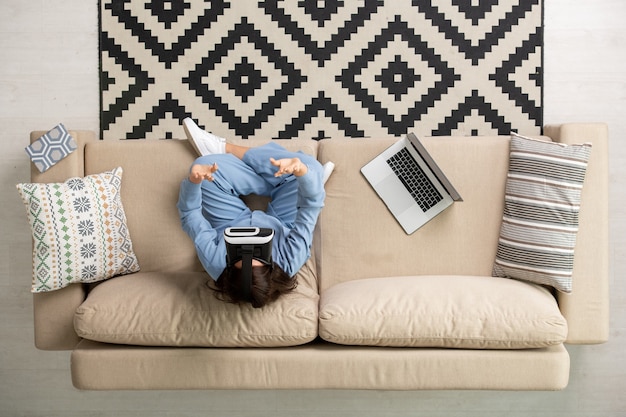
[1,0,624,415]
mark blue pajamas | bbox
[177,142,325,280]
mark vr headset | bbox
[224,227,274,302]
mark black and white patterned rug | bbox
[100,0,543,140]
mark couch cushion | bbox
[85,140,202,273]
[319,275,567,349]
[16,167,140,292]
[74,257,319,347]
[84,138,319,274]
[316,137,512,292]
[492,133,592,293]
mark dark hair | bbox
[215,262,296,308]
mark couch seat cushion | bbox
[319,275,567,349]
[74,271,318,347]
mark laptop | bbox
[361,133,462,234]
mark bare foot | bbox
[189,163,218,184]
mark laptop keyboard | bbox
[386,148,443,212]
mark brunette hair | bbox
[215,262,296,308]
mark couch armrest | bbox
[34,286,86,350]
[29,130,96,350]
[544,123,610,344]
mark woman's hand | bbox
[270,157,308,178]
[189,163,218,184]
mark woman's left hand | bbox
[270,157,308,177]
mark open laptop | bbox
[361,133,462,234]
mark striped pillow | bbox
[492,133,592,293]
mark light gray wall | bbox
[1,1,624,415]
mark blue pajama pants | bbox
[193,142,316,229]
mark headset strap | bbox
[240,245,254,302]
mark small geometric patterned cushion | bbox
[492,133,592,293]
[25,123,77,173]
[16,167,140,293]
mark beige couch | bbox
[27,123,609,390]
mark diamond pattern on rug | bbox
[100,0,543,140]
[336,16,461,136]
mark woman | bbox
[177,119,331,308]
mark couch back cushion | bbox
[84,138,320,274]
[317,136,522,291]
[85,140,200,272]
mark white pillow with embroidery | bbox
[16,167,140,292]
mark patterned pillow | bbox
[25,123,77,173]
[16,167,140,293]
[493,133,592,293]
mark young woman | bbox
[177,119,331,308]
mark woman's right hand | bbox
[189,163,218,184]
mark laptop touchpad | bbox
[377,175,415,215]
